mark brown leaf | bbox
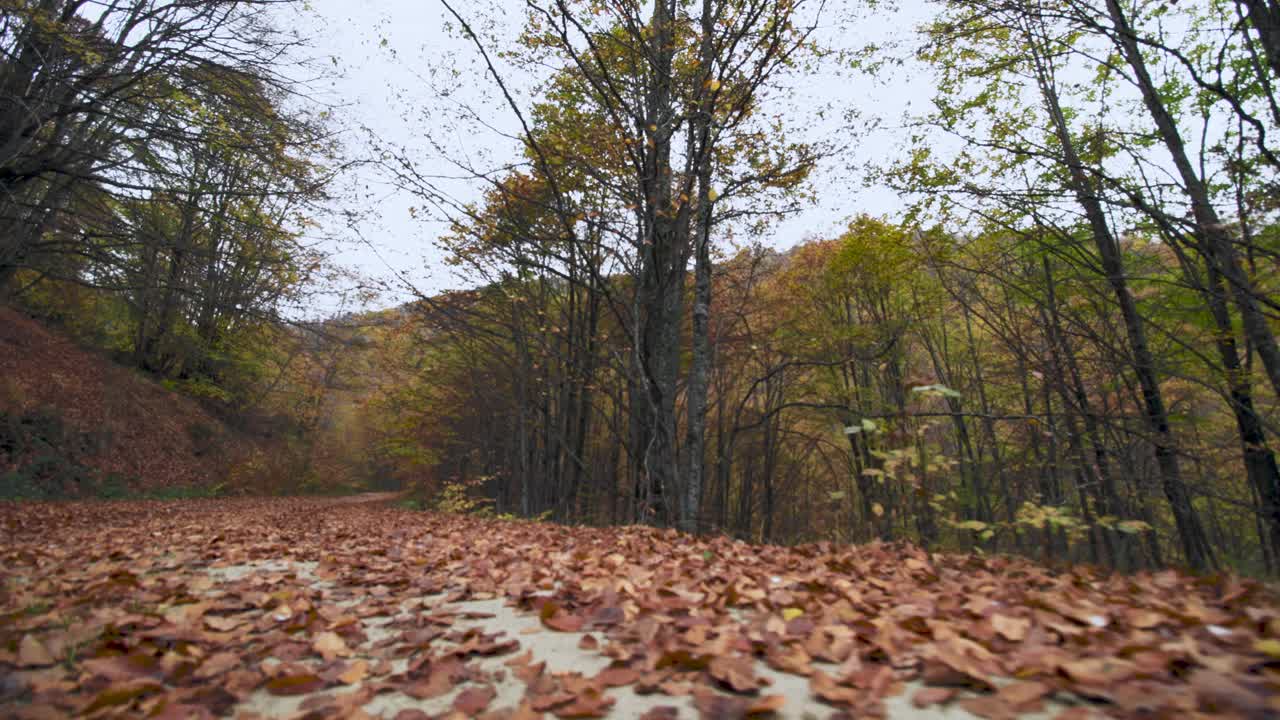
[709,655,761,693]
[1189,669,1271,716]
[453,685,496,715]
[589,606,625,627]
[747,694,786,713]
[82,680,164,713]
[692,689,750,720]
[203,615,244,632]
[1059,657,1135,687]
[221,668,263,700]
[997,680,1051,708]
[17,635,56,667]
[657,649,712,672]
[1127,609,1168,630]
[511,702,546,720]
[552,687,616,719]
[313,631,352,661]
[265,673,326,696]
[810,670,862,704]
[544,612,586,633]
[193,651,240,680]
[531,692,575,712]
[921,637,995,690]
[990,614,1030,642]
[912,687,956,708]
[516,660,548,684]
[404,658,464,700]
[163,602,209,627]
[1052,709,1098,720]
[338,659,369,685]
[595,665,640,687]
[959,695,1015,720]
[148,699,217,720]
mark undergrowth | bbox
[0,409,225,501]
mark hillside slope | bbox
[0,307,257,497]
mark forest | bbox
[3,0,1280,583]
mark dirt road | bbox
[0,495,1274,718]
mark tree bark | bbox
[1240,0,1280,79]
[680,0,718,534]
[1027,25,1214,570]
[1103,0,1280,407]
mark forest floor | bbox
[0,495,1277,720]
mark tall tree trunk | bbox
[963,302,1012,525]
[1040,265,1106,565]
[1240,0,1280,79]
[1104,0,1280,406]
[1027,26,1213,570]
[680,0,718,534]
[633,0,687,527]
[1104,0,1280,567]
[1042,257,1126,565]
[1205,262,1280,565]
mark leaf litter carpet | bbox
[1,496,1277,719]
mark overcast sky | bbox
[285,0,927,313]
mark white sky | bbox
[286,0,929,313]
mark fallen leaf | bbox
[998,680,1051,708]
[163,602,208,626]
[265,673,326,696]
[960,695,1015,720]
[193,651,240,680]
[810,669,862,704]
[991,613,1030,642]
[912,686,956,708]
[82,680,163,713]
[709,655,760,693]
[18,635,56,667]
[203,615,244,632]
[453,685,496,715]
[313,631,351,661]
[748,694,786,713]
[338,659,369,684]
[1060,657,1135,686]
[1189,669,1271,716]
[540,600,586,632]
[552,686,615,718]
[1128,609,1167,629]
[595,665,640,687]
[1254,638,1280,659]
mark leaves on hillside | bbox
[1,496,1279,718]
